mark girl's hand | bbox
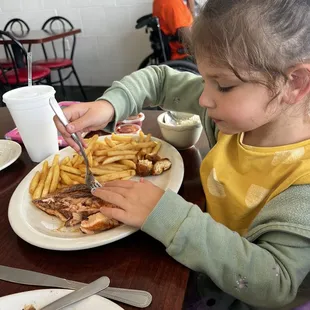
[54,100,115,152]
[92,179,165,228]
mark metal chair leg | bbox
[57,69,67,100]
[46,74,52,85]
[71,65,87,100]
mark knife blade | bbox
[41,275,110,310]
[0,265,152,308]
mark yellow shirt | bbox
[200,132,310,235]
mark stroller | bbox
[135,14,199,75]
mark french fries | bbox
[29,171,40,195]
[50,164,60,193]
[28,131,164,200]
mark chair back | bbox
[3,18,31,54]
[41,16,76,60]
[0,30,28,85]
[4,18,30,33]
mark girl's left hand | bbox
[92,179,165,228]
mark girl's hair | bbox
[191,0,310,93]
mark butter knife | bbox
[41,275,110,310]
[0,265,152,308]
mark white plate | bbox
[0,289,124,310]
[8,135,184,251]
[0,139,22,171]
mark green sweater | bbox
[98,65,310,310]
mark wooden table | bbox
[0,29,81,45]
[0,29,81,68]
[0,108,208,309]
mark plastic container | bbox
[2,85,59,162]
[115,123,141,134]
[117,112,145,127]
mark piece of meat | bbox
[145,153,161,163]
[80,212,119,234]
[136,159,153,177]
[152,158,172,175]
[23,305,36,310]
[32,184,120,233]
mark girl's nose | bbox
[199,90,216,109]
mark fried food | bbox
[23,305,36,310]
[152,158,172,175]
[28,132,171,201]
[80,212,119,234]
[32,184,120,234]
[136,159,153,177]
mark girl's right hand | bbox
[54,100,115,152]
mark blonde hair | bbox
[191,0,310,93]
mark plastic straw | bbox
[27,52,32,86]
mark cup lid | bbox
[3,85,55,103]
[3,86,56,110]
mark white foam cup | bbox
[3,85,59,162]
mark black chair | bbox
[135,14,199,74]
[0,18,31,70]
[0,31,51,88]
[4,18,31,52]
[33,16,87,100]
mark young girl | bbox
[55,0,310,309]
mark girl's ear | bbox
[284,65,310,104]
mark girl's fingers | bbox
[93,188,130,209]
[104,180,137,188]
[53,115,82,152]
[100,206,127,223]
[99,186,129,197]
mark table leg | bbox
[11,43,25,68]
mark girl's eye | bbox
[218,85,235,93]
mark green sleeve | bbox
[97,65,204,126]
[141,186,310,308]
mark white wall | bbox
[0,0,153,86]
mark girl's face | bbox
[197,58,284,135]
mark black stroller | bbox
[135,14,199,75]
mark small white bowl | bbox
[157,112,203,150]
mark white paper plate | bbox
[8,135,184,251]
[0,289,124,310]
[0,139,22,171]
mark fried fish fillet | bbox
[23,306,36,310]
[32,184,120,234]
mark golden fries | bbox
[119,159,136,170]
[151,141,161,154]
[107,150,138,157]
[102,154,136,165]
[52,154,59,166]
[111,133,133,143]
[32,161,49,200]
[29,171,40,195]
[60,171,74,186]
[97,169,136,183]
[60,165,82,175]
[50,164,60,193]
[42,167,54,197]
[28,132,165,199]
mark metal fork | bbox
[49,98,102,191]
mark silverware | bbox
[165,111,192,124]
[41,275,110,310]
[0,265,152,308]
[49,98,102,191]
